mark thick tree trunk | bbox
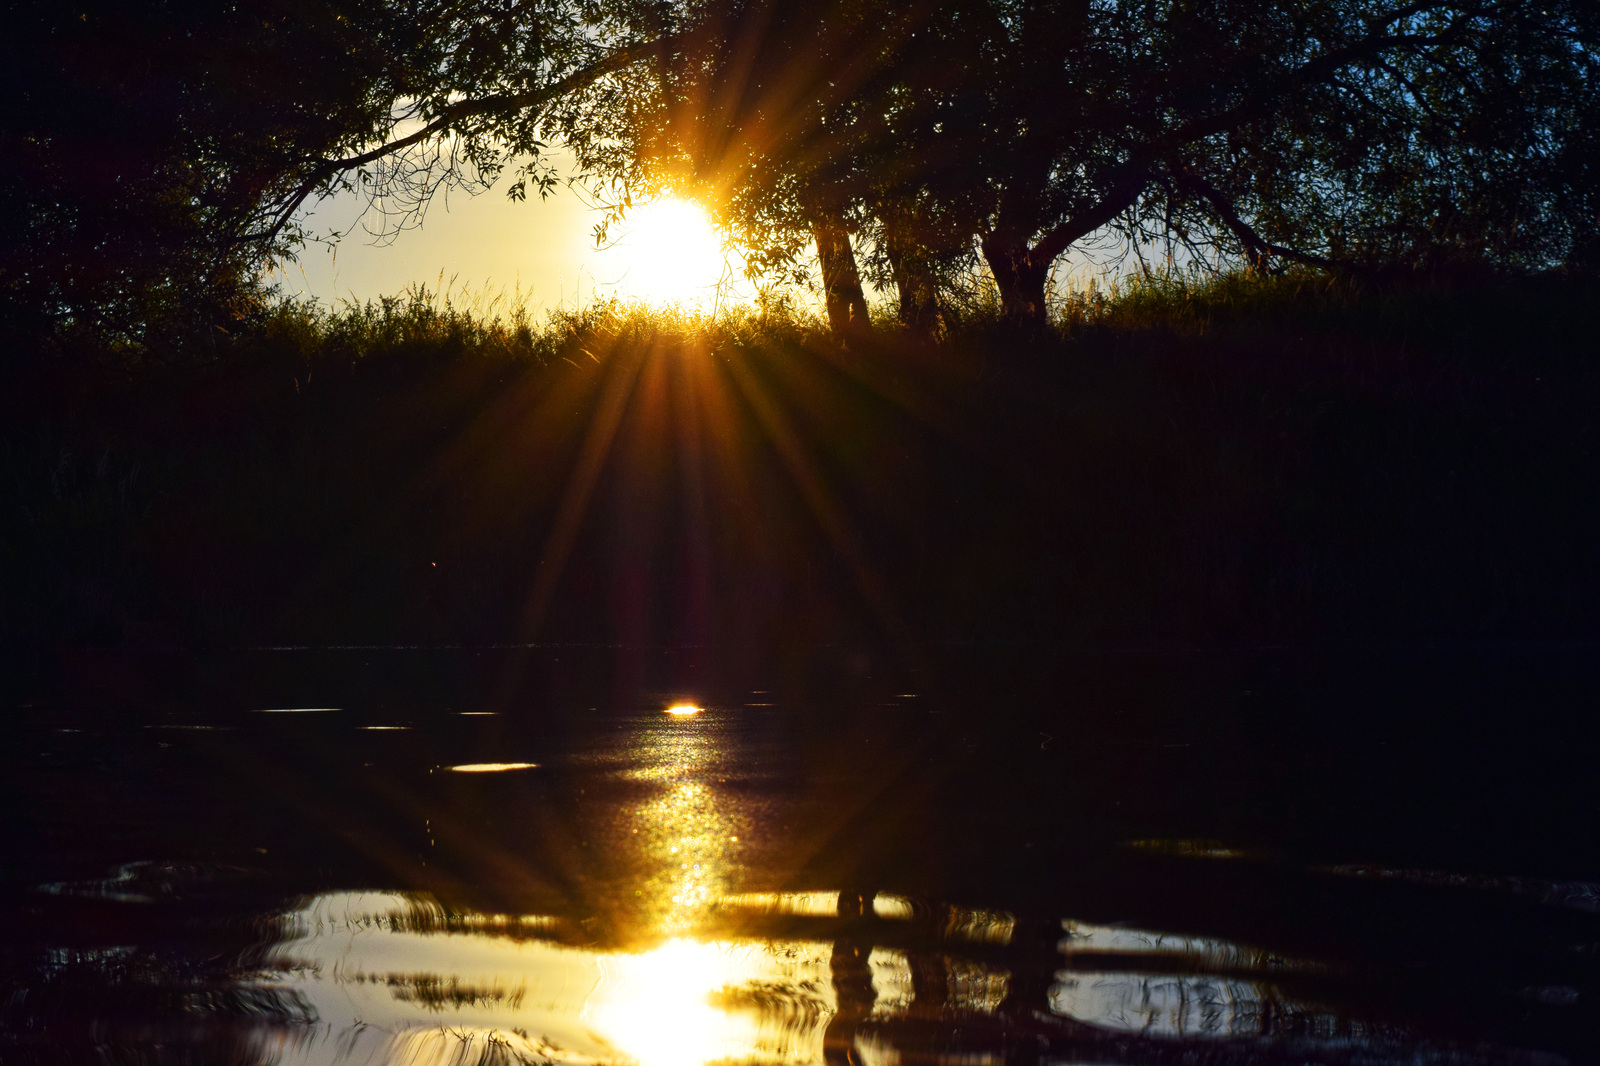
[980,233,1051,325]
[980,158,1150,327]
[813,220,870,337]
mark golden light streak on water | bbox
[585,937,827,1066]
[446,762,540,773]
[252,707,340,713]
[718,891,842,918]
[633,774,738,934]
[251,714,843,1065]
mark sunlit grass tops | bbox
[248,283,834,370]
[237,267,1600,374]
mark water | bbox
[3,645,1598,1064]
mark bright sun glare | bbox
[600,198,732,307]
[588,938,782,1066]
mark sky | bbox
[263,150,1115,318]
[265,153,759,315]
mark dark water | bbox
[3,645,1599,1065]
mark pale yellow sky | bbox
[268,157,758,314]
[266,152,1107,317]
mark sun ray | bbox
[719,351,907,646]
[507,342,647,652]
[670,336,717,655]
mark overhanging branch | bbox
[237,39,673,247]
[1174,170,1344,272]
[1027,162,1152,270]
[1006,8,1482,280]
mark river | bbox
[3,644,1597,1064]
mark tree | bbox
[1123,0,1600,279]
[9,0,1593,346]
[556,0,1600,326]
[3,0,406,346]
[928,0,1599,320]
[0,0,663,353]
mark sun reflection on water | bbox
[587,938,831,1066]
[249,715,831,1066]
[618,712,749,935]
[256,892,835,1066]
[446,761,539,772]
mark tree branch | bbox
[1010,6,1486,278]
[1161,18,1478,152]
[238,38,673,246]
[1174,170,1344,272]
[1027,161,1151,269]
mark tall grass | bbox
[1053,267,1600,362]
[3,271,1597,650]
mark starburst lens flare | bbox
[599,198,731,308]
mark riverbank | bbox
[5,272,1598,655]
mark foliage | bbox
[0,0,652,354]
[4,0,1597,345]
[2,0,393,344]
[548,0,1600,325]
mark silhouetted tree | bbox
[937,0,1600,320]
[8,0,1594,345]
[2,0,408,348]
[0,0,660,354]
[558,0,1600,326]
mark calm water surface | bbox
[2,646,1598,1064]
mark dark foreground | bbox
[6,278,1600,651]
[3,644,1599,1065]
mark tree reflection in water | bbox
[7,842,1597,1065]
[5,666,1600,1066]
[215,883,1579,1066]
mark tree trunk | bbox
[980,233,1050,325]
[979,156,1149,328]
[813,220,870,337]
[883,225,941,339]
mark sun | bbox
[598,197,733,307]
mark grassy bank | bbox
[4,273,1598,655]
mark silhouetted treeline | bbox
[567,0,1600,332]
[4,274,1597,653]
[4,0,1598,348]
[0,0,600,350]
